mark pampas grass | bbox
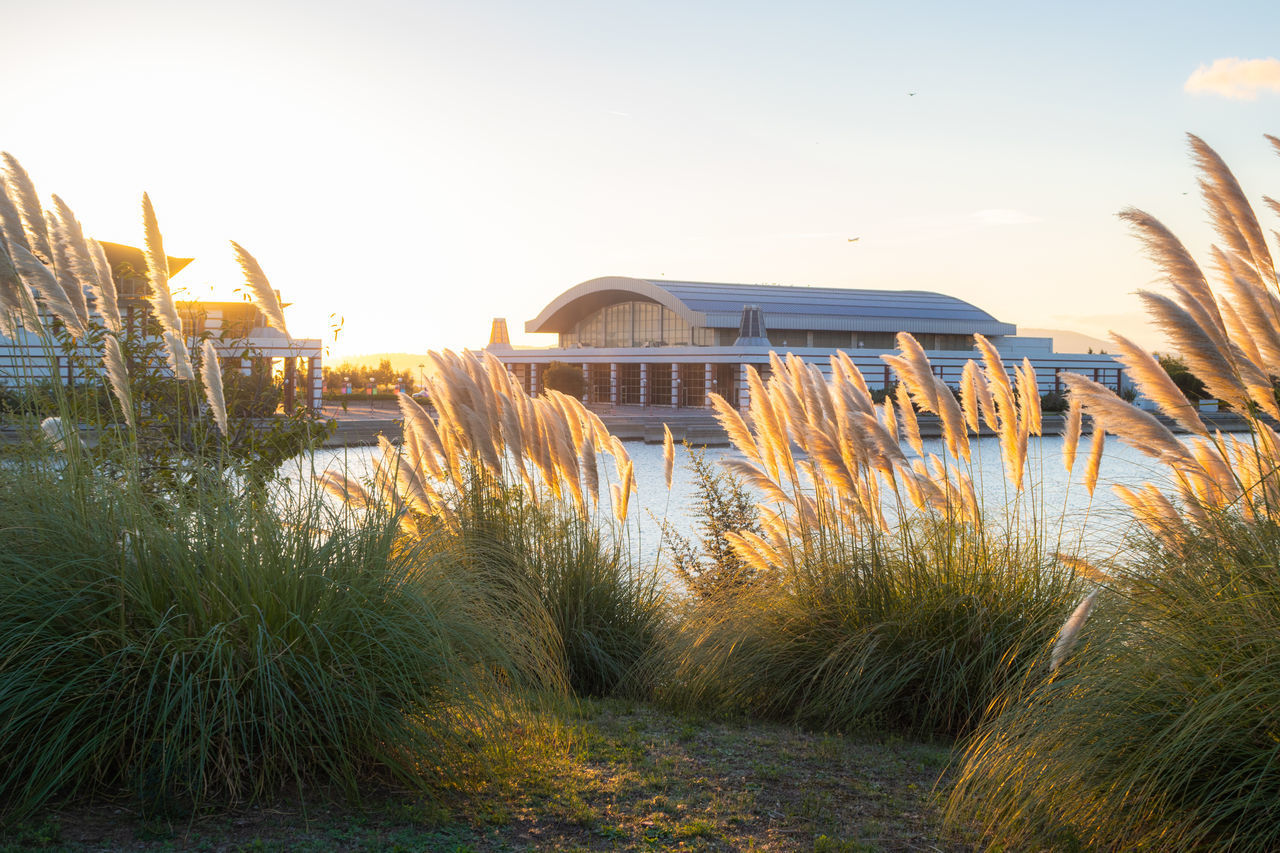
[230,240,289,336]
[11,242,84,338]
[324,352,664,697]
[1,152,51,262]
[949,133,1280,852]
[87,238,121,333]
[102,334,135,432]
[200,338,228,437]
[142,193,194,381]
[0,173,29,257]
[1048,588,1100,672]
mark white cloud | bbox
[1185,57,1280,100]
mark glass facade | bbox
[556,301,977,352]
[560,300,707,347]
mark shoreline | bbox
[315,402,1251,448]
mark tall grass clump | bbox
[0,461,519,819]
[661,348,1089,737]
[320,350,667,697]
[949,133,1280,850]
[0,158,524,819]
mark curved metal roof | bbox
[526,277,1016,336]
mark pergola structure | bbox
[0,242,322,412]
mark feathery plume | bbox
[1056,552,1112,585]
[86,239,121,333]
[141,194,194,380]
[663,423,675,490]
[1119,207,1224,337]
[1189,133,1275,285]
[1062,396,1082,474]
[0,153,51,262]
[1050,589,1101,672]
[102,335,135,431]
[0,178,29,256]
[959,360,981,434]
[11,243,85,338]
[200,339,228,437]
[581,435,599,507]
[613,457,634,522]
[1017,359,1042,435]
[710,393,761,466]
[316,470,373,510]
[48,196,94,325]
[895,383,924,457]
[1138,290,1247,411]
[1084,422,1105,496]
[1063,372,1195,469]
[1109,333,1208,435]
[0,239,29,337]
[229,241,289,336]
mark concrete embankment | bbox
[2,404,1255,450]
[318,402,1259,449]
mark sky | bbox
[3,0,1279,359]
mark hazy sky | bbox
[4,0,1279,357]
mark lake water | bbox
[286,434,1168,565]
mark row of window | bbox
[560,301,978,351]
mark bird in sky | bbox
[847,237,861,243]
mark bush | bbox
[542,361,585,398]
[660,447,763,602]
[948,518,1280,850]
[448,476,667,698]
[0,462,516,819]
[665,520,1081,736]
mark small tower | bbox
[487,317,512,350]
[733,304,769,347]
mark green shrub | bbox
[448,476,667,698]
[948,518,1280,851]
[0,461,517,820]
[660,447,763,602]
[542,361,585,398]
[664,519,1081,737]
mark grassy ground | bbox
[2,699,967,852]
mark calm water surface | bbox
[286,436,1169,564]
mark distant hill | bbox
[1019,328,1114,355]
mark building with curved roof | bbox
[490,277,1123,411]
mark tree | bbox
[1157,353,1208,402]
[543,361,585,398]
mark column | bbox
[308,356,322,411]
[639,363,648,407]
[738,364,751,413]
[610,362,618,405]
[704,362,713,408]
[530,362,539,396]
[581,363,590,403]
[283,356,297,411]
[671,362,679,409]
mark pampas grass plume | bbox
[1050,588,1101,672]
[230,241,289,337]
[200,339,228,437]
[142,194,194,380]
[87,239,121,334]
[103,335,135,431]
[662,423,675,491]
[11,243,83,338]
[0,152,51,262]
